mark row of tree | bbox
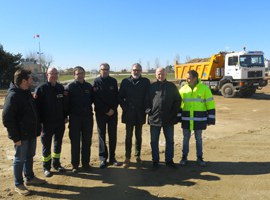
[0,45,22,88]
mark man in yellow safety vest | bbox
[179,70,215,167]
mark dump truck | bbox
[174,50,268,98]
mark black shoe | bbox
[99,161,107,169]
[166,160,177,168]
[179,156,188,166]
[197,156,206,167]
[54,165,66,172]
[82,165,91,171]
[152,162,160,169]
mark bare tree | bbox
[25,50,53,69]
[175,53,180,63]
[185,55,192,63]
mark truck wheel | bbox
[221,83,236,98]
[240,88,256,98]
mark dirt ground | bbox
[0,83,270,200]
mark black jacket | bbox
[35,81,67,124]
[93,76,119,114]
[65,80,93,117]
[145,80,181,126]
[2,82,41,142]
[119,76,150,125]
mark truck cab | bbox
[220,51,267,97]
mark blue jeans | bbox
[13,138,36,186]
[182,129,203,158]
[150,125,174,163]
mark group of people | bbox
[2,62,216,196]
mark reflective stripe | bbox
[208,114,215,119]
[42,154,51,162]
[183,98,204,103]
[177,113,182,117]
[182,117,207,121]
[52,152,61,159]
[205,97,214,102]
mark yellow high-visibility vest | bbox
[180,80,215,130]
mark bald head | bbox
[155,67,167,82]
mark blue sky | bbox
[1,0,269,71]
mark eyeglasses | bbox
[100,68,109,71]
[132,69,141,72]
[47,72,59,75]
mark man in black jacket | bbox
[35,67,67,177]
[2,69,46,196]
[145,67,181,169]
[119,63,150,167]
[65,66,93,172]
[93,63,121,168]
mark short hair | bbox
[73,66,85,75]
[132,63,142,70]
[187,70,198,79]
[14,69,31,86]
[100,63,110,70]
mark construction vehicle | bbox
[174,50,268,98]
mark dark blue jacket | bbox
[2,82,41,142]
[65,80,93,117]
[93,76,119,114]
[35,81,67,124]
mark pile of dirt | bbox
[186,57,210,63]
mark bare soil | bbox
[0,84,270,200]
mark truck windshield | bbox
[240,55,264,67]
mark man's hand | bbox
[106,109,114,117]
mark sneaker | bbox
[123,158,130,168]
[179,156,188,166]
[15,184,30,196]
[109,159,122,166]
[152,161,160,169]
[72,168,78,173]
[166,160,177,168]
[25,177,47,186]
[197,156,206,167]
[136,157,143,164]
[44,170,53,177]
[54,165,66,172]
[99,161,107,169]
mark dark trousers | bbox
[69,115,93,168]
[96,112,118,162]
[125,124,142,159]
[41,122,65,171]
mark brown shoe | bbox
[25,176,47,186]
[123,159,130,168]
[15,184,30,196]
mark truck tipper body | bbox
[174,50,268,97]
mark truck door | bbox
[226,56,240,79]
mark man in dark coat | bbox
[93,63,121,168]
[2,69,46,196]
[35,67,67,177]
[65,66,94,173]
[145,67,181,169]
[119,63,150,168]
